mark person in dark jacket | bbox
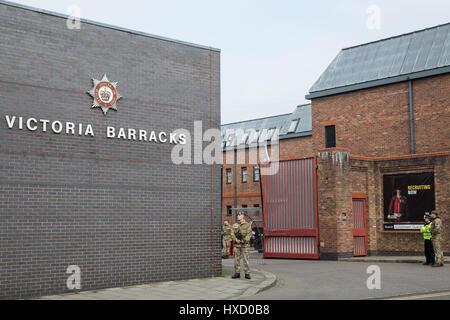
[388,188,408,222]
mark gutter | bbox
[234,147,237,210]
[408,79,415,154]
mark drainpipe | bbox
[408,79,415,154]
[234,146,237,211]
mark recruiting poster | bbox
[383,172,435,227]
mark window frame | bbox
[325,125,336,148]
[253,204,260,216]
[253,165,260,182]
[226,168,232,184]
[241,166,247,183]
[288,118,300,133]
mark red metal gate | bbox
[352,198,367,256]
[261,157,319,259]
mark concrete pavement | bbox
[36,262,276,300]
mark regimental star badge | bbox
[87,74,122,115]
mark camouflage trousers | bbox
[222,238,231,257]
[432,235,444,265]
[234,245,250,274]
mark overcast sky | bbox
[13,0,450,124]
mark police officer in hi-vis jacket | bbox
[420,213,435,266]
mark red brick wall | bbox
[279,136,313,160]
[413,74,450,154]
[316,152,449,258]
[349,154,449,255]
[221,135,313,223]
[374,155,449,255]
[311,74,449,258]
[311,74,450,157]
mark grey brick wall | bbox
[0,2,221,299]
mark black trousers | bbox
[424,239,435,264]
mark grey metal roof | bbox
[307,23,450,99]
[221,104,312,150]
[0,0,220,52]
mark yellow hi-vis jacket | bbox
[420,222,432,240]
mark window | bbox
[325,125,336,148]
[253,165,260,182]
[258,128,267,143]
[242,204,248,208]
[226,205,232,216]
[248,130,260,144]
[288,119,300,133]
[253,204,260,216]
[241,167,247,183]
[265,127,276,140]
[238,132,249,145]
[226,168,232,184]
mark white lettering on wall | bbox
[158,132,167,143]
[84,124,94,137]
[41,119,50,132]
[66,122,75,135]
[5,115,16,128]
[51,120,63,133]
[4,115,184,146]
[107,126,115,138]
[26,118,37,131]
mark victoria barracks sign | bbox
[3,75,187,145]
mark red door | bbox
[352,198,367,256]
[261,157,319,259]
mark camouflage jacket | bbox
[222,225,232,240]
[430,217,443,236]
[231,220,252,246]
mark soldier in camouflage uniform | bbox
[430,210,444,267]
[231,211,252,279]
[222,220,232,258]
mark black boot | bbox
[232,273,240,279]
[432,263,442,267]
[245,274,251,279]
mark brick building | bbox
[221,104,312,224]
[222,23,449,259]
[0,1,221,299]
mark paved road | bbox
[224,257,450,300]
